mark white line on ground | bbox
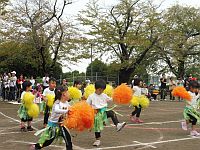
[5,140,86,150]
[0,111,38,130]
[86,136,200,150]
[133,141,157,149]
[106,120,182,128]
[0,111,84,150]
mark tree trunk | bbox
[177,60,185,79]
[119,67,133,84]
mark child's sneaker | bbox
[93,140,101,146]
[181,121,187,131]
[29,144,36,150]
[27,126,34,131]
[116,122,126,132]
[190,130,200,137]
[130,116,137,123]
[20,127,27,132]
[136,118,144,123]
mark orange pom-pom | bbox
[112,83,133,104]
[172,86,191,101]
[63,101,95,131]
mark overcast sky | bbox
[62,0,200,73]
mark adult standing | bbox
[42,73,49,90]
[9,71,17,101]
[30,76,36,89]
[17,74,25,100]
[160,74,167,101]
[168,77,176,100]
[2,73,9,100]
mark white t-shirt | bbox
[30,79,35,86]
[49,100,70,123]
[43,87,55,97]
[9,76,17,87]
[141,88,148,95]
[132,86,142,96]
[86,93,112,109]
[42,76,49,87]
[186,91,200,109]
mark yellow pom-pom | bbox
[68,86,82,100]
[27,104,39,118]
[112,83,133,104]
[130,96,139,107]
[103,84,113,97]
[46,94,55,108]
[139,95,150,108]
[84,84,95,99]
[23,92,35,108]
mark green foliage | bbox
[0,40,62,78]
[86,59,108,77]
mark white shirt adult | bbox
[30,79,35,87]
[42,76,49,87]
[9,76,17,87]
[86,93,112,109]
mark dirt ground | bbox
[1,98,200,150]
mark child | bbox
[18,81,34,132]
[69,80,82,105]
[33,86,43,113]
[43,78,57,128]
[141,83,150,98]
[130,78,144,123]
[86,79,126,147]
[31,86,72,150]
[181,80,200,136]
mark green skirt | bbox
[18,104,31,120]
[35,122,63,146]
[94,107,108,132]
[183,107,200,124]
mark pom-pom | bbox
[27,103,39,118]
[130,96,139,107]
[112,83,133,104]
[139,95,150,108]
[23,92,35,108]
[63,101,95,131]
[46,94,55,108]
[84,84,95,99]
[103,84,113,97]
[172,86,191,101]
[68,86,82,100]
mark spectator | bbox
[30,76,35,89]
[61,79,68,88]
[8,71,17,101]
[168,77,176,100]
[42,73,49,90]
[160,74,167,101]
[17,74,25,101]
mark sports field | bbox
[1,99,199,150]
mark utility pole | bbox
[91,43,93,82]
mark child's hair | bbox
[55,86,68,100]
[22,81,32,91]
[133,78,142,86]
[95,79,106,89]
[189,80,199,89]
[49,77,57,83]
[73,80,82,86]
